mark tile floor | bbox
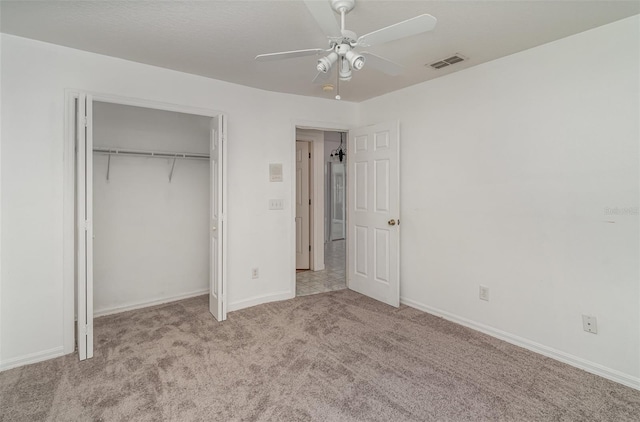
[296,239,346,296]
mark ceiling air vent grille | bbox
[429,54,466,70]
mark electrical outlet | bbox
[479,285,489,301]
[251,267,259,279]
[582,315,598,334]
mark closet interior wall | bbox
[92,102,211,316]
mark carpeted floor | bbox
[1,290,639,421]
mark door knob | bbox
[212,226,217,231]
[388,219,396,226]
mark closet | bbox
[72,94,226,360]
[91,102,211,317]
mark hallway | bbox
[296,239,346,296]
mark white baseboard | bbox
[94,289,209,317]
[0,346,65,372]
[227,290,294,312]
[400,297,640,391]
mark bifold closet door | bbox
[209,115,227,322]
[77,93,94,360]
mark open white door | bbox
[347,121,400,307]
[209,115,227,321]
[77,93,94,359]
[295,141,311,269]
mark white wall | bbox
[0,9,3,366]
[0,34,356,368]
[359,16,639,388]
[1,16,638,390]
[92,102,211,315]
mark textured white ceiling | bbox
[2,1,638,102]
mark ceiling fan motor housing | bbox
[340,29,358,47]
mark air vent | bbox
[428,54,467,70]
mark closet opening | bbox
[65,92,227,360]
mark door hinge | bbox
[308,153,311,159]
[84,117,88,127]
[309,245,311,252]
[309,199,311,205]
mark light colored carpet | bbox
[1,290,639,421]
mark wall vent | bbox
[428,54,466,70]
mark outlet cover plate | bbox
[479,285,489,301]
[582,315,597,334]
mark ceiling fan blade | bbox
[255,48,326,62]
[361,52,404,76]
[303,0,342,38]
[357,14,437,47]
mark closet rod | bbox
[93,147,209,160]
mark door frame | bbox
[63,90,227,355]
[291,121,350,296]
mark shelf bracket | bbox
[106,152,111,181]
[169,156,177,182]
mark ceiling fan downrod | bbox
[316,0,363,81]
[331,0,355,29]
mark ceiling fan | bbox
[255,0,437,96]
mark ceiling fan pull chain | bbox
[335,65,341,100]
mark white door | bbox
[77,93,94,360]
[209,115,227,321]
[296,141,311,269]
[347,121,400,307]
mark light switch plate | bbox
[269,199,284,210]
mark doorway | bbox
[292,120,401,307]
[295,129,347,297]
[65,92,227,360]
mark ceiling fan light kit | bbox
[255,0,437,98]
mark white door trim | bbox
[295,141,311,269]
[63,90,226,355]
